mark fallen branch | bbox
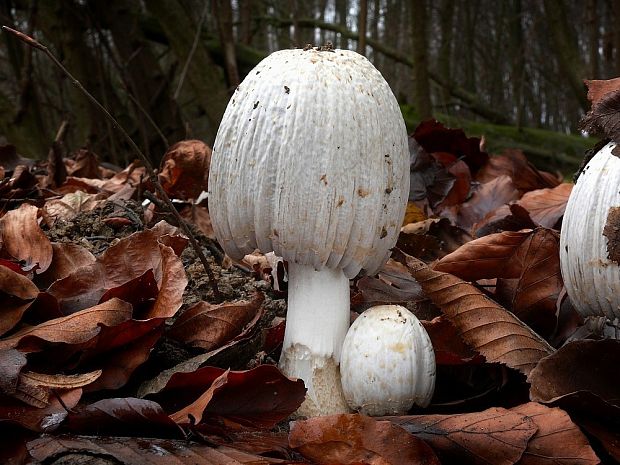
[2,25,223,302]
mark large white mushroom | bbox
[208,47,409,416]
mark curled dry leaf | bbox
[289,414,440,465]
[0,388,82,432]
[148,365,305,429]
[511,402,599,465]
[398,217,471,261]
[27,435,288,464]
[580,79,620,144]
[451,175,521,233]
[528,339,620,412]
[434,228,562,337]
[168,292,264,350]
[159,140,211,200]
[41,191,105,227]
[476,149,561,193]
[0,203,52,273]
[66,397,182,438]
[34,242,96,289]
[0,265,39,336]
[403,254,555,375]
[0,298,132,352]
[389,407,537,465]
[48,221,186,314]
[515,183,573,228]
[13,370,102,408]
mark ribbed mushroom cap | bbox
[208,48,409,278]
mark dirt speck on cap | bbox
[603,206,620,264]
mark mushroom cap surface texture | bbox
[340,305,436,416]
[208,48,409,278]
[560,141,620,319]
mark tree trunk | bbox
[543,0,589,111]
[437,0,455,106]
[146,0,228,143]
[214,0,240,88]
[238,0,253,45]
[586,0,599,78]
[411,0,432,119]
[357,0,367,55]
[336,0,348,48]
[510,0,525,128]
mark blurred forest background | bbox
[0,0,613,171]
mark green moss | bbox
[401,104,594,175]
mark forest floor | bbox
[0,118,617,464]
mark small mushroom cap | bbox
[340,305,436,416]
[208,49,409,278]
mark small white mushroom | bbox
[340,305,436,416]
[208,48,409,416]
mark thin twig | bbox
[126,91,169,147]
[2,25,223,302]
[174,1,209,100]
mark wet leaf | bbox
[290,413,440,465]
[159,140,211,200]
[148,365,305,428]
[390,407,537,465]
[66,397,182,438]
[403,254,555,375]
[511,402,599,465]
[27,435,288,464]
[0,298,132,352]
[0,203,52,273]
[168,293,264,350]
[516,183,573,228]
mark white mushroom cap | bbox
[208,48,409,278]
[340,305,436,416]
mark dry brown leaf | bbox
[0,265,39,336]
[27,435,287,464]
[512,402,599,465]
[528,339,620,409]
[434,228,562,337]
[290,414,440,465]
[0,349,27,395]
[452,175,521,233]
[476,149,561,193]
[0,388,81,432]
[48,221,185,314]
[34,242,96,289]
[65,148,101,178]
[13,370,102,408]
[159,140,211,200]
[584,78,620,107]
[145,243,188,319]
[168,293,264,350]
[0,298,132,352]
[403,254,555,375]
[179,204,215,239]
[516,183,573,228]
[389,407,537,465]
[41,191,105,227]
[0,204,52,273]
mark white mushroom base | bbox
[278,262,351,416]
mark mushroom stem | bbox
[279,262,351,416]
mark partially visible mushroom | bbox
[340,305,436,416]
[208,48,409,416]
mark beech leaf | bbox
[389,407,537,465]
[515,183,573,228]
[403,255,555,375]
[290,413,440,465]
[511,402,599,465]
